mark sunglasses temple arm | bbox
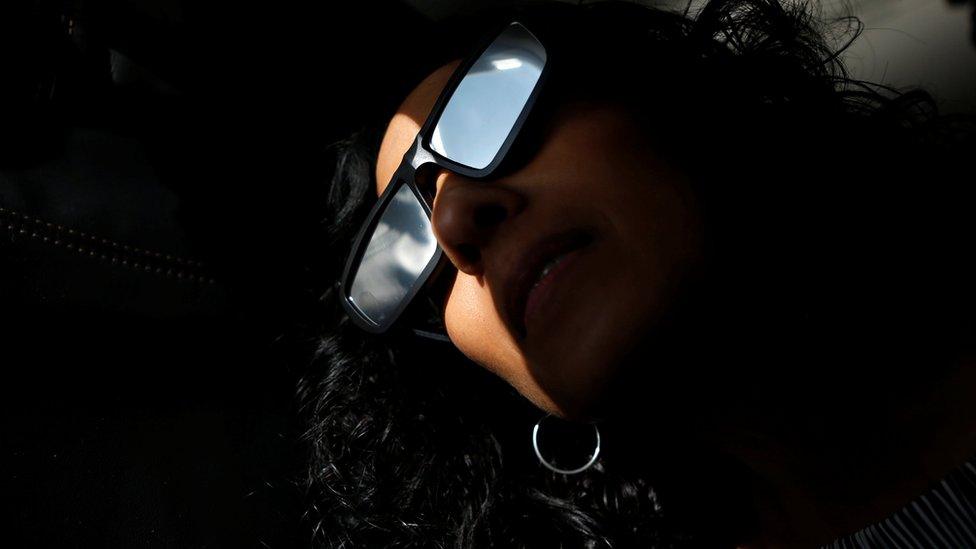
[411,328,453,343]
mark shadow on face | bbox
[375,60,704,421]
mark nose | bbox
[430,172,526,277]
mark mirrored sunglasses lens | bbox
[349,183,438,326]
[430,22,547,170]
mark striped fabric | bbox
[822,459,976,548]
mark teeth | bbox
[531,254,567,289]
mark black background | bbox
[1,1,432,546]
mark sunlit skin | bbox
[376,60,704,421]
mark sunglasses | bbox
[339,21,549,335]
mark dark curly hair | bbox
[297,1,975,547]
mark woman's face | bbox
[376,61,703,420]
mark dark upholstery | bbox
[0,74,304,549]
[0,0,431,546]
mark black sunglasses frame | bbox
[339,20,551,334]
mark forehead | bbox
[375,60,462,194]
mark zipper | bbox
[0,205,216,285]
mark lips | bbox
[504,228,594,340]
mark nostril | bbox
[457,243,481,265]
[473,204,507,228]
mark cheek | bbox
[443,274,560,411]
[443,274,517,374]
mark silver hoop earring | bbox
[532,414,601,475]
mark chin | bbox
[527,352,622,423]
